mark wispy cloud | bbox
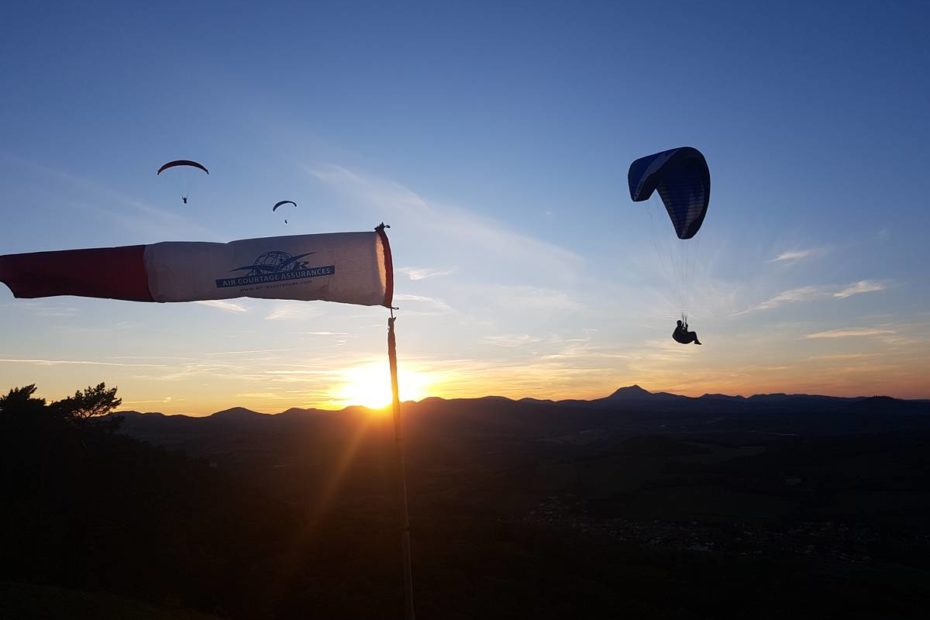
[204,348,300,357]
[739,279,889,314]
[393,293,452,314]
[265,306,300,320]
[805,328,896,339]
[264,302,324,321]
[122,396,179,406]
[195,300,248,313]
[307,164,583,282]
[0,358,165,367]
[746,286,825,313]
[10,302,82,318]
[808,353,877,361]
[262,370,336,376]
[398,266,456,281]
[770,248,818,263]
[232,392,290,401]
[833,280,887,298]
[482,334,541,347]
[540,342,631,362]
[490,285,580,311]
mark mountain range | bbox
[114,385,930,457]
[118,384,929,419]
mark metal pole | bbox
[388,313,416,620]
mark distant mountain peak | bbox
[211,406,263,418]
[608,385,653,399]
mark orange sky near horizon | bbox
[4,329,928,417]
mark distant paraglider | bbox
[156,160,209,176]
[157,160,209,204]
[629,147,710,344]
[273,200,297,224]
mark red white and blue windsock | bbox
[0,230,393,308]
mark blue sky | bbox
[2,0,929,412]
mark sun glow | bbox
[332,362,430,410]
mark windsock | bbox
[0,229,393,308]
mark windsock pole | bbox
[388,310,415,620]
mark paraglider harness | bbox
[673,313,699,345]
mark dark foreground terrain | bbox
[3,385,930,618]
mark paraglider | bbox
[157,160,209,204]
[628,147,709,240]
[629,147,710,344]
[273,200,297,224]
[156,160,209,176]
[672,317,701,345]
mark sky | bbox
[1,0,929,414]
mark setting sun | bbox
[332,362,431,409]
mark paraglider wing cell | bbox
[628,147,709,240]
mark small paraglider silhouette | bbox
[157,160,209,205]
[273,200,297,224]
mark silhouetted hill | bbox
[113,386,930,471]
[211,406,265,418]
[599,384,686,405]
[116,386,929,428]
[607,385,652,400]
[7,384,930,618]
[699,393,746,402]
[280,406,320,416]
[0,405,303,618]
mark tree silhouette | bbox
[1,381,308,617]
[0,384,47,417]
[1,382,123,434]
[50,382,122,428]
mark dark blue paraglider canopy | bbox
[629,147,710,240]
